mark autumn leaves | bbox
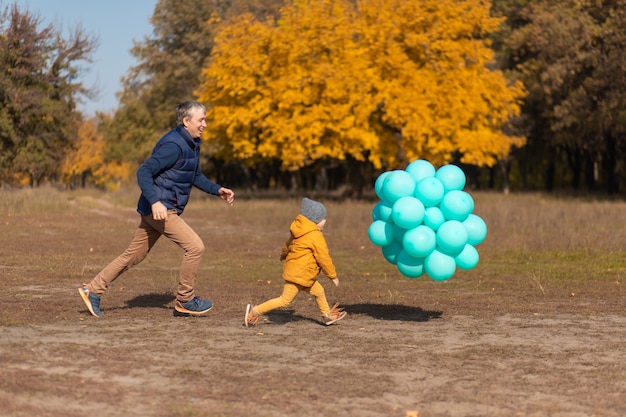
[197,0,525,171]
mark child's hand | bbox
[332,278,339,287]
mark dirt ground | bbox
[0,191,624,417]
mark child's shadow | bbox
[265,309,318,325]
[344,303,442,322]
[264,304,442,325]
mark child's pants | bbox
[255,281,331,316]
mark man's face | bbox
[183,108,207,138]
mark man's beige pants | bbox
[86,210,205,303]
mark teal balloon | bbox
[392,223,407,242]
[425,249,456,281]
[368,220,394,246]
[406,159,436,183]
[372,203,380,221]
[403,225,436,258]
[436,220,468,255]
[435,164,466,192]
[391,196,425,229]
[372,200,393,222]
[440,190,474,221]
[463,214,487,246]
[396,250,426,279]
[455,244,479,270]
[424,206,445,231]
[414,177,445,207]
[382,241,403,265]
[382,170,416,202]
[375,171,392,201]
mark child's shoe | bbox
[323,303,347,325]
[245,304,259,327]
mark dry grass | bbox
[1,187,624,316]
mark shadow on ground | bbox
[344,303,442,322]
[125,292,175,309]
[265,309,320,325]
[263,304,443,325]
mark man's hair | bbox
[175,101,206,126]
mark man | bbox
[79,101,235,317]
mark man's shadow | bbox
[125,292,175,309]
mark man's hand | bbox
[331,278,339,287]
[151,201,168,221]
[219,187,235,206]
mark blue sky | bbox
[12,0,157,116]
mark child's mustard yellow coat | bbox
[280,214,337,287]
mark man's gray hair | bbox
[175,101,206,126]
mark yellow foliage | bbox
[197,0,526,170]
[62,119,132,189]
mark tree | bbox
[501,0,626,192]
[0,3,96,186]
[105,0,285,173]
[61,117,132,189]
[197,0,526,185]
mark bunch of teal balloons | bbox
[368,160,487,281]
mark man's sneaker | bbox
[174,297,213,315]
[244,304,259,327]
[78,286,103,318]
[323,303,347,326]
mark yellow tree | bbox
[62,118,131,189]
[197,0,525,171]
[198,0,375,170]
[357,0,526,167]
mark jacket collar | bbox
[175,125,200,149]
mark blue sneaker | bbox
[78,287,103,318]
[174,297,213,315]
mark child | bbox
[245,198,347,327]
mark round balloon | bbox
[372,200,393,222]
[382,240,403,265]
[403,225,436,258]
[382,170,416,202]
[436,220,468,255]
[463,213,487,246]
[423,206,446,231]
[372,203,381,221]
[455,244,479,270]
[406,159,436,184]
[375,171,392,201]
[435,164,466,192]
[396,250,425,279]
[414,177,445,207]
[368,220,394,247]
[425,249,456,281]
[440,190,474,221]
[392,223,407,242]
[391,196,425,229]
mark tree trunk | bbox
[345,154,365,199]
[500,160,509,195]
[604,133,620,194]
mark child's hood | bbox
[290,214,320,238]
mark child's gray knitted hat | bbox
[300,198,327,224]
